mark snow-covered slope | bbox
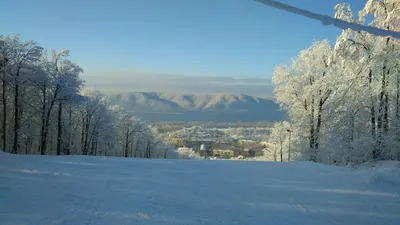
[0,153,399,225]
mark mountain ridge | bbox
[106,92,284,122]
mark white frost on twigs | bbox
[255,0,400,39]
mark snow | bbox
[255,0,400,39]
[0,153,399,225]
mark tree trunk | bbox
[93,132,98,156]
[146,141,151,158]
[384,91,389,135]
[371,104,376,137]
[124,128,130,158]
[279,126,283,162]
[82,112,91,155]
[369,70,376,139]
[12,80,20,154]
[41,98,56,155]
[90,132,97,156]
[25,136,32,155]
[49,130,54,154]
[65,108,72,155]
[105,142,111,156]
[315,106,322,150]
[383,69,390,136]
[24,137,29,155]
[56,102,63,155]
[2,78,6,152]
[134,138,140,158]
[39,84,46,154]
[350,113,354,146]
[87,115,101,156]
[368,69,378,159]
[309,95,316,162]
[383,37,391,136]
[396,72,400,121]
[11,69,21,154]
[40,85,58,155]
[376,67,387,159]
[41,125,49,155]
[80,115,85,154]
[130,138,135,157]
[396,71,400,159]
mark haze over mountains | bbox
[106,92,285,122]
[83,72,283,122]
[83,72,275,97]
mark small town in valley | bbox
[165,126,270,159]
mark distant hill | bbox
[106,92,285,122]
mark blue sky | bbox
[1,0,365,79]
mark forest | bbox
[268,1,400,164]
[0,36,171,158]
[1,0,400,165]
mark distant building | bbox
[238,139,257,145]
[185,140,213,150]
[177,147,193,152]
[213,149,234,158]
[198,143,212,158]
[199,149,213,157]
[243,148,256,157]
[168,138,184,144]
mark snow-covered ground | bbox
[0,152,399,225]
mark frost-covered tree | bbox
[175,147,202,159]
[116,114,146,157]
[272,0,400,164]
[268,121,293,162]
[255,0,400,39]
[35,49,83,155]
[331,0,400,162]
[0,34,172,159]
[0,35,43,154]
[273,40,334,162]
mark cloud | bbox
[82,71,274,97]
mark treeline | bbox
[270,1,400,164]
[0,35,173,158]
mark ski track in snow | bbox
[0,153,399,225]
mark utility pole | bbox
[286,129,293,162]
[273,142,277,162]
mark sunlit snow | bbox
[0,152,399,225]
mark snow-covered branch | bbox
[254,0,400,39]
